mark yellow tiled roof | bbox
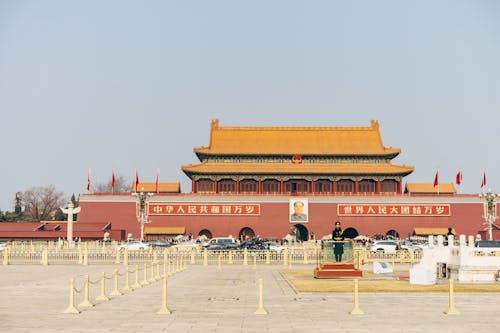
[144,226,185,235]
[182,162,414,176]
[413,228,456,236]
[405,183,456,194]
[194,119,401,156]
[132,182,180,193]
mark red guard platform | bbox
[314,263,363,279]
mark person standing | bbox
[332,221,344,262]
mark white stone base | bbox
[409,267,436,285]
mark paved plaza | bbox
[1,264,499,332]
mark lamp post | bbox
[132,188,153,241]
[479,189,498,241]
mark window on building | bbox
[285,180,310,193]
[381,179,398,193]
[218,179,236,193]
[314,179,332,193]
[337,179,354,193]
[240,179,258,193]
[262,179,280,193]
[197,179,214,192]
[358,179,376,193]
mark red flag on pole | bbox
[87,169,91,192]
[111,170,115,192]
[456,171,462,185]
[433,171,439,187]
[155,171,159,194]
[481,171,486,188]
[135,170,139,192]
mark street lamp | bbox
[479,189,498,241]
[132,187,153,241]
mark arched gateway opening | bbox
[343,227,359,239]
[239,227,255,240]
[292,224,309,241]
[386,229,400,239]
[198,229,212,239]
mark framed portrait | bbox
[289,198,308,223]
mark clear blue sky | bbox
[1,0,499,211]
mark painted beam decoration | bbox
[149,203,261,216]
[338,204,451,217]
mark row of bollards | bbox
[64,256,187,314]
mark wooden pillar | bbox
[214,179,218,193]
[258,180,262,194]
[376,179,381,194]
[354,180,359,194]
[332,180,337,194]
[236,180,240,194]
[280,180,284,194]
[397,179,402,194]
[192,180,196,193]
[310,180,315,194]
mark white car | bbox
[0,242,7,251]
[369,240,399,252]
[117,241,150,251]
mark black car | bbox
[149,240,173,248]
[475,240,500,248]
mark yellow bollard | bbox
[218,254,222,270]
[96,272,110,301]
[303,251,308,264]
[444,278,460,315]
[149,263,156,283]
[156,277,171,314]
[254,278,268,315]
[203,249,208,266]
[63,278,80,314]
[243,248,248,266]
[78,274,95,307]
[110,269,122,296]
[190,250,195,264]
[132,265,142,289]
[124,248,129,266]
[141,263,150,286]
[115,247,121,264]
[122,266,132,292]
[265,251,270,265]
[83,248,89,266]
[253,255,257,269]
[2,248,8,266]
[228,250,233,264]
[283,249,288,266]
[41,248,49,266]
[350,279,364,315]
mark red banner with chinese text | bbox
[337,204,450,217]
[148,203,261,216]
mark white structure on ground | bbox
[410,234,500,284]
[60,201,81,248]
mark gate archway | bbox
[239,227,255,240]
[198,229,212,239]
[292,224,309,241]
[343,227,359,239]
[386,229,399,239]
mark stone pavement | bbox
[0,264,499,333]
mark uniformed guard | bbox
[332,221,344,262]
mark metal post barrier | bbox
[78,274,94,307]
[190,250,195,264]
[41,248,49,266]
[254,278,267,315]
[96,272,110,301]
[444,278,460,315]
[253,255,257,269]
[122,266,132,292]
[218,254,222,270]
[265,251,270,264]
[141,263,149,286]
[203,249,208,266]
[228,250,233,264]
[156,277,171,314]
[243,249,248,266]
[114,248,121,264]
[63,278,80,314]
[350,279,364,315]
[2,248,8,266]
[132,265,142,289]
[110,269,122,296]
[283,249,288,266]
[303,251,308,264]
[83,248,89,266]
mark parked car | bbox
[0,242,7,251]
[117,241,150,251]
[475,240,500,248]
[399,241,424,252]
[203,237,239,250]
[149,240,173,248]
[369,240,400,252]
[263,241,285,252]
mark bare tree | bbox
[22,185,66,221]
[94,173,131,193]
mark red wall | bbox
[77,197,488,240]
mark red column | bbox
[397,179,402,194]
[192,180,196,193]
[354,180,359,194]
[258,181,262,194]
[236,180,240,194]
[214,180,218,193]
[280,180,284,194]
[310,180,315,194]
[332,180,337,193]
[376,179,381,194]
